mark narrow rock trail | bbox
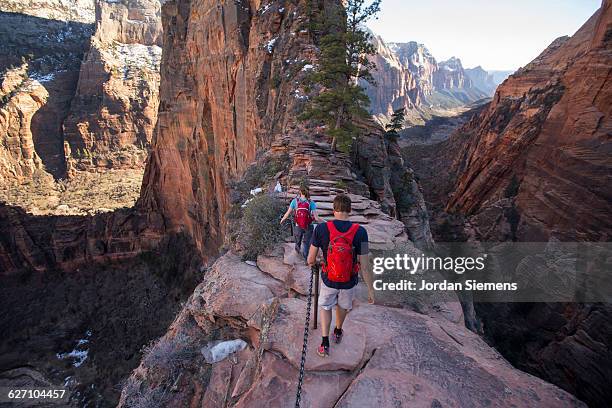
[272,130,408,251]
[118,132,585,407]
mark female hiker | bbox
[280,186,322,258]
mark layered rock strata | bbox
[138,0,323,252]
[62,0,162,172]
[350,117,433,249]
[432,3,612,406]
[446,2,612,242]
[0,0,95,178]
[364,37,499,126]
[0,65,47,183]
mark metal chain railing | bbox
[295,264,318,407]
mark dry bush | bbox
[141,334,197,379]
[120,377,168,408]
[238,194,286,260]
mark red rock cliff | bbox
[138,0,321,252]
[62,0,162,173]
[0,65,46,183]
[446,1,612,241]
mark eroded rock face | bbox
[138,0,323,252]
[351,117,434,249]
[436,3,612,406]
[1,0,162,179]
[0,66,47,183]
[364,38,493,126]
[446,2,612,242]
[0,0,94,23]
[0,203,165,275]
[361,38,421,123]
[62,0,162,172]
[434,57,468,90]
[0,1,94,178]
[465,65,498,95]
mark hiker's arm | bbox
[312,209,324,223]
[307,245,319,267]
[280,206,292,224]
[360,253,375,304]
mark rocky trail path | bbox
[118,132,585,407]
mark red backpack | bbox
[294,199,313,230]
[323,221,361,283]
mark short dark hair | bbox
[333,194,351,213]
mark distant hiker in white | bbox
[307,194,375,357]
[280,186,323,258]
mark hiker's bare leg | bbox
[335,306,348,330]
[320,308,332,337]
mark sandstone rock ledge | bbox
[118,246,584,407]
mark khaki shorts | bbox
[319,281,356,311]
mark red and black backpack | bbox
[323,221,361,283]
[294,198,313,230]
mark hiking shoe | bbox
[333,328,343,344]
[317,344,329,357]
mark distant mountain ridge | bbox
[363,35,511,125]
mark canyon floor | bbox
[0,168,143,216]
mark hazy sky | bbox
[367,0,601,71]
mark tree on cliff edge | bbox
[385,107,406,140]
[301,0,381,152]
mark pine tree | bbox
[385,107,406,140]
[301,0,381,152]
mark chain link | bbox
[295,265,316,407]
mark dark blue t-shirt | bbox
[311,220,369,289]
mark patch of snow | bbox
[274,181,282,192]
[30,72,56,83]
[245,260,257,266]
[266,38,277,54]
[57,347,88,367]
[56,330,92,368]
[250,187,263,196]
[293,89,308,100]
[112,43,162,79]
[201,339,247,364]
[301,64,314,71]
[260,3,272,14]
[63,376,76,388]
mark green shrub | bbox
[238,194,286,260]
[271,74,282,88]
[335,180,347,191]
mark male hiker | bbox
[280,186,322,258]
[307,194,375,357]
